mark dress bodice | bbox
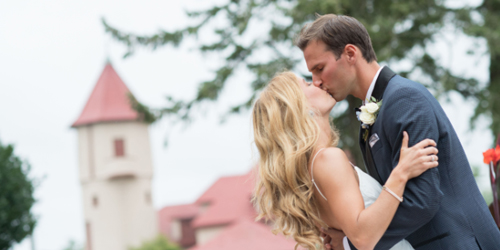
[353,166,383,209]
[353,166,414,250]
[310,149,413,249]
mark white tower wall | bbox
[77,121,157,250]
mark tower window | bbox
[92,196,98,207]
[114,139,125,157]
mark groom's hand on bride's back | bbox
[321,227,345,250]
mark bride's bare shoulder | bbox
[312,147,358,196]
[313,147,351,172]
[315,147,349,162]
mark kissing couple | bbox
[252,14,500,250]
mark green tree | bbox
[455,0,500,146]
[62,240,83,250]
[129,235,181,250]
[0,141,36,250]
[104,0,478,166]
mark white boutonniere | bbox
[356,97,383,141]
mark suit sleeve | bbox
[350,86,443,250]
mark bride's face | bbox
[298,76,337,115]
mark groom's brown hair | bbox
[296,14,377,63]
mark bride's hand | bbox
[396,131,439,181]
[321,227,345,250]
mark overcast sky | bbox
[0,0,491,249]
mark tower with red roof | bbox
[72,63,157,250]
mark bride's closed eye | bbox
[301,78,312,87]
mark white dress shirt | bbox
[342,65,384,250]
[364,65,384,104]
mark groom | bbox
[297,14,500,249]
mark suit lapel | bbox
[371,67,395,101]
[360,67,396,184]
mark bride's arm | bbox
[313,133,437,250]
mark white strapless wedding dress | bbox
[353,166,414,250]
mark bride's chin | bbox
[329,103,336,111]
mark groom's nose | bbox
[312,75,322,87]
[312,80,322,88]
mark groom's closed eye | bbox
[310,64,321,72]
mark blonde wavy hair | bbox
[252,71,339,249]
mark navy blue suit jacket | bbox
[349,67,500,249]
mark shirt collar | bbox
[364,66,384,104]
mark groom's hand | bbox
[321,227,345,250]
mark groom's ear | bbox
[343,44,358,65]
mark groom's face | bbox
[303,40,353,101]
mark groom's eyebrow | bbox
[309,64,319,72]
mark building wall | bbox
[77,121,157,250]
[170,219,182,242]
[77,121,153,182]
[195,225,227,245]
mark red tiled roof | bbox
[192,171,257,228]
[72,63,139,127]
[158,204,199,237]
[188,219,297,250]
[195,171,255,205]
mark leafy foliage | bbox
[104,0,480,165]
[454,0,500,145]
[0,141,36,250]
[128,235,181,250]
[62,240,83,250]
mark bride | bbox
[252,72,438,250]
